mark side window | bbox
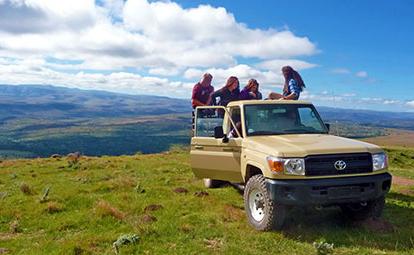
[298,107,320,129]
[228,106,243,138]
[195,108,224,137]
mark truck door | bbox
[190,106,243,182]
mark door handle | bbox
[194,145,204,150]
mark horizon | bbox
[0,0,413,112]
[2,83,414,115]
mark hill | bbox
[1,84,414,158]
[0,84,190,119]
[318,106,414,131]
[0,147,413,254]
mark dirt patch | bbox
[194,191,209,197]
[0,248,10,254]
[179,224,193,233]
[173,187,188,194]
[362,129,414,147]
[204,238,223,250]
[398,189,414,196]
[45,202,64,214]
[359,218,395,233]
[144,204,163,212]
[222,204,244,222]
[141,214,157,223]
[20,183,33,195]
[393,176,414,186]
[9,220,21,233]
[0,233,20,241]
[94,200,125,220]
[73,246,85,255]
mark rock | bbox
[141,214,157,223]
[173,187,188,194]
[50,154,62,159]
[144,204,163,212]
[0,248,10,254]
[194,191,209,197]
[67,152,81,158]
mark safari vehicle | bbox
[190,100,392,231]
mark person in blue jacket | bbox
[268,66,305,100]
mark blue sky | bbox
[0,0,413,112]
[176,0,414,111]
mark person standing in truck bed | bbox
[268,66,305,100]
[211,76,240,106]
[191,73,214,130]
[211,76,240,117]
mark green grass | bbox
[0,148,413,254]
[385,147,414,179]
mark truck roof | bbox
[226,100,312,107]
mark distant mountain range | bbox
[1,84,413,130]
[0,84,190,121]
[318,106,414,131]
[0,84,413,158]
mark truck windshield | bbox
[244,104,328,136]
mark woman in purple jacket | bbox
[239,79,262,100]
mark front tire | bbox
[340,196,385,221]
[244,175,286,231]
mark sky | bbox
[0,0,413,112]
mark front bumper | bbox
[266,173,392,206]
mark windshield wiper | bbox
[248,131,283,136]
[282,129,326,134]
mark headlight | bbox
[372,153,388,171]
[284,159,305,175]
[266,156,305,175]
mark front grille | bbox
[305,153,373,176]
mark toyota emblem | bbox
[334,160,347,170]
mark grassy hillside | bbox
[0,147,413,254]
[0,114,191,158]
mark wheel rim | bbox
[248,188,265,222]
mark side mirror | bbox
[325,123,330,132]
[214,126,229,143]
[214,126,224,139]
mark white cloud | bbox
[356,71,368,78]
[0,0,318,71]
[184,64,283,89]
[0,58,191,97]
[407,101,414,108]
[0,0,319,97]
[383,100,400,105]
[256,59,317,71]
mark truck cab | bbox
[190,100,392,231]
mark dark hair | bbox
[282,66,305,91]
[225,76,239,89]
[244,78,259,91]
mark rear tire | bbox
[244,175,286,231]
[340,196,385,221]
[203,178,224,188]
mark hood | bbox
[244,134,382,157]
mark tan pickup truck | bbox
[190,100,392,231]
